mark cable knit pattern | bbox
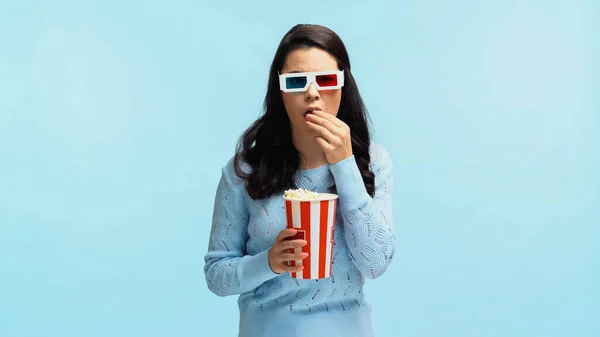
[204,143,396,337]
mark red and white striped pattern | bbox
[285,198,337,279]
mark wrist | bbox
[329,155,369,200]
[329,151,353,165]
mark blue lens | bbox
[286,76,307,89]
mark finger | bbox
[306,120,337,144]
[305,113,342,135]
[283,231,305,242]
[276,228,298,242]
[280,252,309,262]
[281,264,304,273]
[314,136,335,152]
[279,239,308,250]
[312,110,344,128]
[277,243,306,256]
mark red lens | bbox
[315,74,338,87]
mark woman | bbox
[204,23,396,337]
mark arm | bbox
[329,145,396,279]
[203,167,279,297]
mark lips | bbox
[304,108,321,117]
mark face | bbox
[280,47,342,136]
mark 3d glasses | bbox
[278,70,344,93]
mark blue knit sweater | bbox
[204,143,396,337]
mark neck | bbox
[292,131,328,170]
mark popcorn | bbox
[283,188,338,201]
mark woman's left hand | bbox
[305,110,353,165]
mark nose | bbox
[305,82,320,101]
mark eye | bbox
[285,76,307,89]
[316,75,337,86]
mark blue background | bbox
[1,1,598,336]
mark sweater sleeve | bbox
[328,144,396,279]
[204,165,280,297]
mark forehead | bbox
[281,47,338,73]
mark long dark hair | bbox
[234,24,375,200]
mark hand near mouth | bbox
[304,110,353,165]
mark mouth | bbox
[304,108,321,117]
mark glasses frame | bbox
[278,70,345,92]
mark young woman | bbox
[204,23,396,337]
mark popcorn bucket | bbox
[283,189,338,279]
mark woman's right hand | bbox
[268,228,309,274]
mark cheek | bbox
[281,94,295,117]
[323,91,342,115]
[282,93,302,114]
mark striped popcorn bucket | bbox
[283,193,338,279]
